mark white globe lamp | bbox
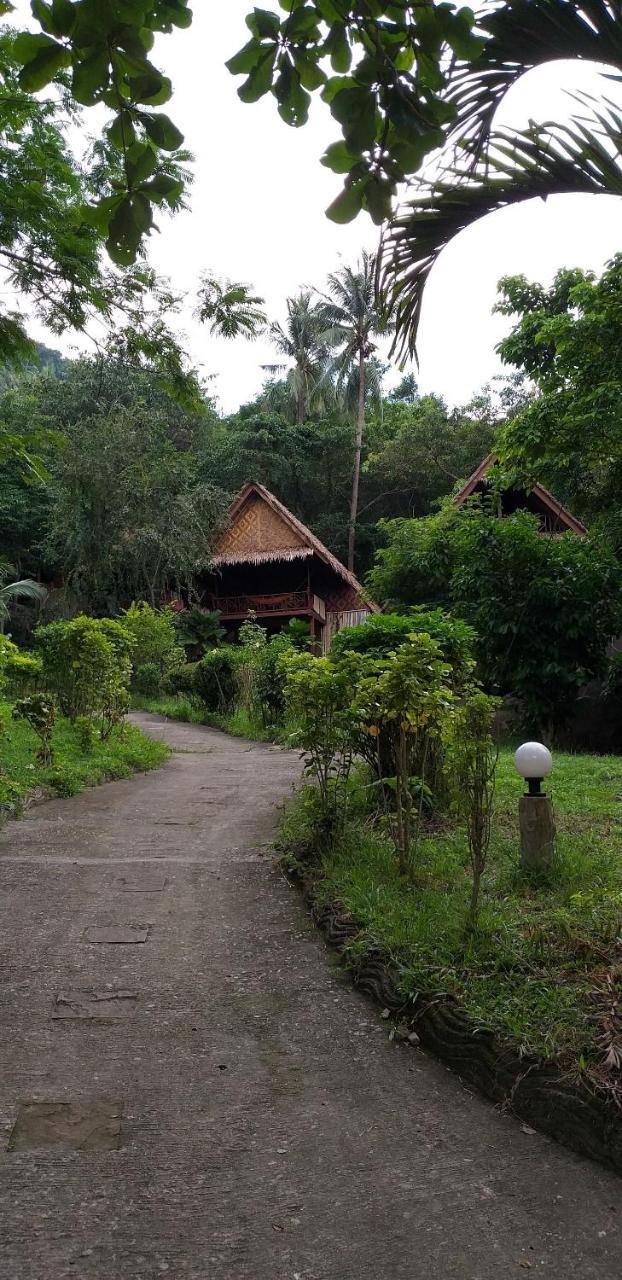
[514,742,553,796]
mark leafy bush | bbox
[282,651,357,848]
[122,602,184,692]
[280,618,311,649]
[369,503,622,736]
[332,608,475,688]
[133,661,164,697]
[254,634,293,727]
[169,662,199,695]
[174,607,225,660]
[352,635,454,876]
[7,652,43,694]
[12,693,57,766]
[194,647,240,712]
[35,616,132,734]
[0,636,42,695]
[445,691,500,929]
[604,650,622,704]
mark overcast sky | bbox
[23,2,622,412]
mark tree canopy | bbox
[496,255,622,545]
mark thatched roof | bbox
[211,480,376,604]
[454,454,587,535]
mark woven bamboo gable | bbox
[212,490,311,566]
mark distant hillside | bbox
[0,340,69,390]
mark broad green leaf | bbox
[326,180,365,224]
[238,51,275,103]
[277,76,310,127]
[142,112,184,150]
[246,8,280,39]
[107,110,137,149]
[72,49,110,105]
[126,141,157,185]
[50,0,74,31]
[324,23,351,73]
[320,140,356,173]
[18,41,69,91]
[128,69,173,105]
[292,50,325,90]
[287,6,320,39]
[14,31,57,60]
[330,86,377,153]
[30,0,55,34]
[139,174,184,202]
[364,177,393,225]
[106,195,143,265]
[225,38,262,76]
[315,0,342,19]
[80,194,124,233]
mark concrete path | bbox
[1,713,621,1280]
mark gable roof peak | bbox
[212,479,377,604]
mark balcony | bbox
[211,590,326,622]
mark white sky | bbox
[20,1,622,412]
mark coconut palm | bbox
[0,561,47,633]
[266,291,333,424]
[196,274,267,340]
[318,251,392,571]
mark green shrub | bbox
[169,663,199,695]
[12,693,57,766]
[122,602,184,691]
[281,618,311,649]
[332,608,475,689]
[254,634,293,727]
[133,661,164,696]
[282,650,358,848]
[194,647,240,712]
[35,616,132,733]
[75,715,95,753]
[4,650,42,701]
[174,607,225,659]
[369,504,622,736]
[0,635,21,692]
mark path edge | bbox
[288,864,622,1177]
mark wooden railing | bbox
[212,591,326,620]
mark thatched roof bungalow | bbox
[201,481,377,651]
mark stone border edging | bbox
[293,869,622,1176]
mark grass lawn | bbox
[282,748,622,1084]
[0,699,169,815]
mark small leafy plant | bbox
[12,693,57,766]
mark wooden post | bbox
[518,795,556,873]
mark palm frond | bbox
[447,0,622,162]
[0,578,47,606]
[196,274,267,340]
[381,107,622,361]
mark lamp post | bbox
[514,742,556,874]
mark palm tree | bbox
[196,274,267,339]
[266,291,333,424]
[380,1,622,358]
[0,562,47,633]
[318,251,392,571]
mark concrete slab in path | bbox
[0,711,620,1280]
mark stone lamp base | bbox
[519,794,556,873]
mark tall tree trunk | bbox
[348,348,365,572]
[296,383,305,425]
